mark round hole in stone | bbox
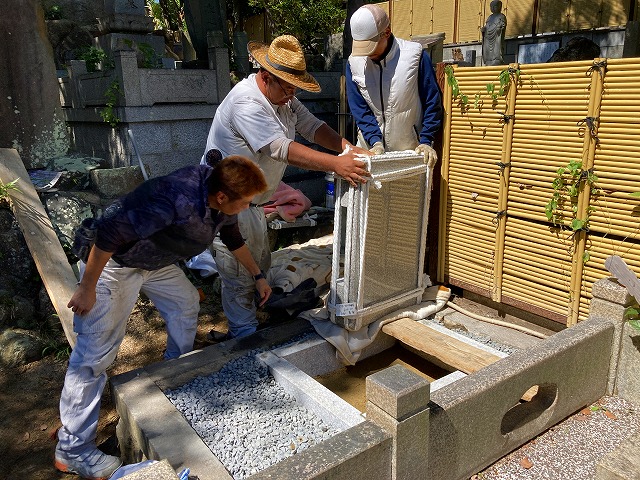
[500,383,558,436]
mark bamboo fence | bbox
[439,58,640,325]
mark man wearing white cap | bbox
[347,4,442,166]
[201,34,370,340]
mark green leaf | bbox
[545,205,554,221]
[582,251,590,263]
[629,192,640,197]
[571,218,585,231]
[625,306,640,317]
[629,320,640,332]
[486,83,495,94]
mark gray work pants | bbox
[57,260,199,454]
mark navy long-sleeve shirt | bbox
[95,165,244,270]
[346,49,443,147]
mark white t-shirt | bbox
[202,74,325,204]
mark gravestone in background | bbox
[518,42,559,64]
[184,0,228,67]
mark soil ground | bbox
[0,276,229,480]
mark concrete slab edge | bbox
[258,351,365,430]
[111,370,232,480]
[249,421,393,480]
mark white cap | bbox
[350,4,390,56]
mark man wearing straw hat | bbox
[346,4,442,166]
[202,34,371,340]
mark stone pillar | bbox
[589,277,638,401]
[366,364,430,480]
[232,31,251,77]
[207,31,231,101]
[114,49,142,106]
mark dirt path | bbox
[0,280,226,479]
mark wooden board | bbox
[381,317,503,374]
[382,317,538,402]
[605,255,640,302]
[0,149,76,347]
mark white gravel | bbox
[165,334,340,480]
[475,395,640,480]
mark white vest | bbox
[349,37,423,151]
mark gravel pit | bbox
[165,334,341,480]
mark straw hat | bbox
[247,35,321,93]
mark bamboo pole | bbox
[437,64,454,283]
[568,59,605,326]
[492,64,519,302]
[339,74,346,138]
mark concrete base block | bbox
[367,402,430,480]
[427,316,615,480]
[112,315,620,480]
[595,428,640,480]
[614,322,640,405]
[121,459,179,479]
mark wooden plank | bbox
[0,149,76,347]
[605,255,640,302]
[382,318,539,402]
[382,317,503,374]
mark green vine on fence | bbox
[545,160,600,262]
[445,65,520,109]
[99,80,122,127]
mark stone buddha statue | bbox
[481,0,507,66]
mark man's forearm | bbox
[312,124,351,153]
[80,246,113,288]
[287,141,340,172]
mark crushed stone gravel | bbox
[165,333,340,480]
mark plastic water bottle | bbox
[325,173,335,209]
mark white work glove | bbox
[370,141,385,155]
[415,143,438,167]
